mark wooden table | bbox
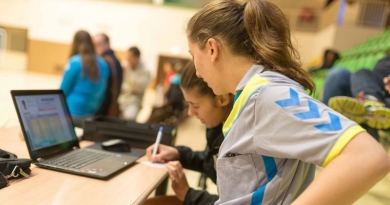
[0,127,168,205]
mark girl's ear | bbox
[206,38,221,62]
[215,94,231,106]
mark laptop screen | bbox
[14,93,77,151]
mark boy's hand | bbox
[145,144,179,163]
[384,76,390,94]
[166,161,190,201]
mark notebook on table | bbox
[10,90,144,179]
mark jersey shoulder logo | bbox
[275,88,342,132]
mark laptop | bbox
[10,89,144,179]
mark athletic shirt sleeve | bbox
[252,82,365,167]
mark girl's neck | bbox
[222,55,257,94]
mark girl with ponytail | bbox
[186,0,390,204]
[60,30,109,127]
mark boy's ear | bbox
[207,38,221,62]
[216,94,231,106]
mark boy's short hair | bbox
[98,33,110,44]
[128,46,141,58]
[180,61,215,98]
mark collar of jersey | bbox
[223,74,269,136]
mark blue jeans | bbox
[322,67,390,107]
[351,69,390,107]
[322,67,352,105]
[322,67,384,141]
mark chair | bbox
[347,58,359,72]
[355,55,367,71]
[363,53,376,69]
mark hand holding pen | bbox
[145,127,180,163]
[152,127,164,159]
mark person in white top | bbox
[118,46,150,120]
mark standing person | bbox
[93,33,123,117]
[60,30,109,127]
[186,1,390,205]
[144,62,233,205]
[118,46,150,120]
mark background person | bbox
[93,33,123,117]
[322,55,390,141]
[118,46,150,120]
[60,30,109,127]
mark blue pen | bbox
[152,127,164,158]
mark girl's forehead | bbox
[184,89,213,101]
[185,89,205,99]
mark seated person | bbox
[308,49,340,72]
[165,71,185,121]
[163,60,182,94]
[144,61,234,205]
[60,30,109,127]
[165,60,186,109]
[322,54,390,141]
[118,46,150,120]
[319,49,340,69]
[148,60,185,125]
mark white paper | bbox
[141,161,166,168]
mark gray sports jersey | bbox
[215,65,365,205]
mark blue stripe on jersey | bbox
[251,184,266,205]
[275,88,300,107]
[251,156,277,205]
[315,112,342,132]
[275,88,342,132]
[234,90,242,103]
[294,100,320,120]
[262,156,277,181]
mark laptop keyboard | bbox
[45,149,110,169]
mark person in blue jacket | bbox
[60,30,109,127]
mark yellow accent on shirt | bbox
[223,74,269,136]
[322,125,366,167]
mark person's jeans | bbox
[351,69,390,107]
[322,67,353,105]
[322,67,382,141]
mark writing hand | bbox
[166,161,190,201]
[145,144,179,163]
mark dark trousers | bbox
[322,67,390,140]
[351,69,390,107]
[322,67,352,105]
